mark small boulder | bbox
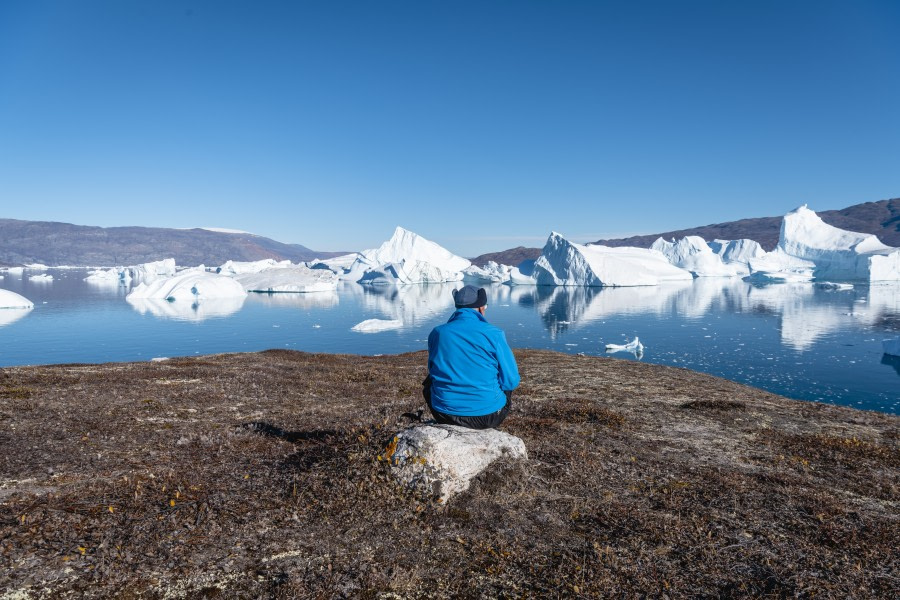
[384,424,528,503]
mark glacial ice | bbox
[346,227,470,284]
[605,336,644,358]
[351,318,404,332]
[746,250,816,283]
[234,265,339,293]
[777,205,900,282]
[127,271,247,302]
[0,289,34,309]
[85,268,131,285]
[533,232,693,287]
[129,259,177,284]
[884,338,900,357]
[463,261,512,283]
[651,236,750,277]
[217,259,292,276]
[28,274,54,282]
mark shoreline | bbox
[1,349,898,598]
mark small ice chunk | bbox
[351,319,404,333]
[605,336,644,358]
[28,273,54,282]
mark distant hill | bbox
[471,198,900,266]
[0,219,349,267]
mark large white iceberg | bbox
[532,232,693,287]
[746,250,816,283]
[85,267,131,286]
[0,289,34,309]
[777,205,900,282]
[235,265,339,293]
[217,259,293,276]
[129,258,177,284]
[463,261,513,283]
[127,271,247,302]
[346,227,471,285]
[651,236,754,277]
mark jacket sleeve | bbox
[494,331,520,391]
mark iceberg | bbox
[6,267,24,276]
[746,250,816,283]
[778,205,900,282]
[85,267,131,285]
[532,232,693,287]
[708,238,767,265]
[127,271,247,302]
[463,261,513,283]
[346,227,471,284]
[605,336,644,358]
[235,265,339,293]
[651,236,750,277]
[351,318,404,332]
[28,273,54,282]
[129,258,177,284]
[884,338,900,357]
[0,289,34,309]
[217,259,293,276]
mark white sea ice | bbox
[651,236,749,277]
[883,338,900,357]
[605,336,644,358]
[346,227,471,284]
[533,232,693,287]
[127,271,247,302]
[235,265,339,293]
[217,259,293,276]
[0,289,34,309]
[351,318,404,332]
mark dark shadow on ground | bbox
[241,422,338,443]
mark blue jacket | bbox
[427,308,520,416]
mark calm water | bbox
[1,269,898,414]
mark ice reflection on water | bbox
[0,269,897,413]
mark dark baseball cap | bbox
[452,285,487,309]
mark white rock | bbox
[0,289,34,309]
[126,271,247,302]
[387,424,528,502]
[533,232,693,287]
[351,318,403,332]
[235,265,339,293]
[884,338,900,357]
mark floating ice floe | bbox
[25,263,49,271]
[763,205,900,282]
[235,265,339,293]
[652,236,761,277]
[0,289,34,309]
[28,273,54,282]
[5,267,24,276]
[533,232,693,287]
[345,227,471,284]
[605,336,644,358]
[883,338,900,357]
[217,259,293,276]
[127,271,247,302]
[351,318,404,332]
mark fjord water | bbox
[1,269,898,414]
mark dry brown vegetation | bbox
[1,350,898,598]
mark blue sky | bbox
[1,1,898,256]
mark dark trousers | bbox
[422,376,511,430]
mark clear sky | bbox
[1,1,898,257]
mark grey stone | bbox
[385,424,528,503]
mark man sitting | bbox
[422,285,520,429]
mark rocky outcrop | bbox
[384,424,528,502]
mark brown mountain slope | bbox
[471,197,899,266]
[0,219,348,267]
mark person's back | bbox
[424,286,519,429]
